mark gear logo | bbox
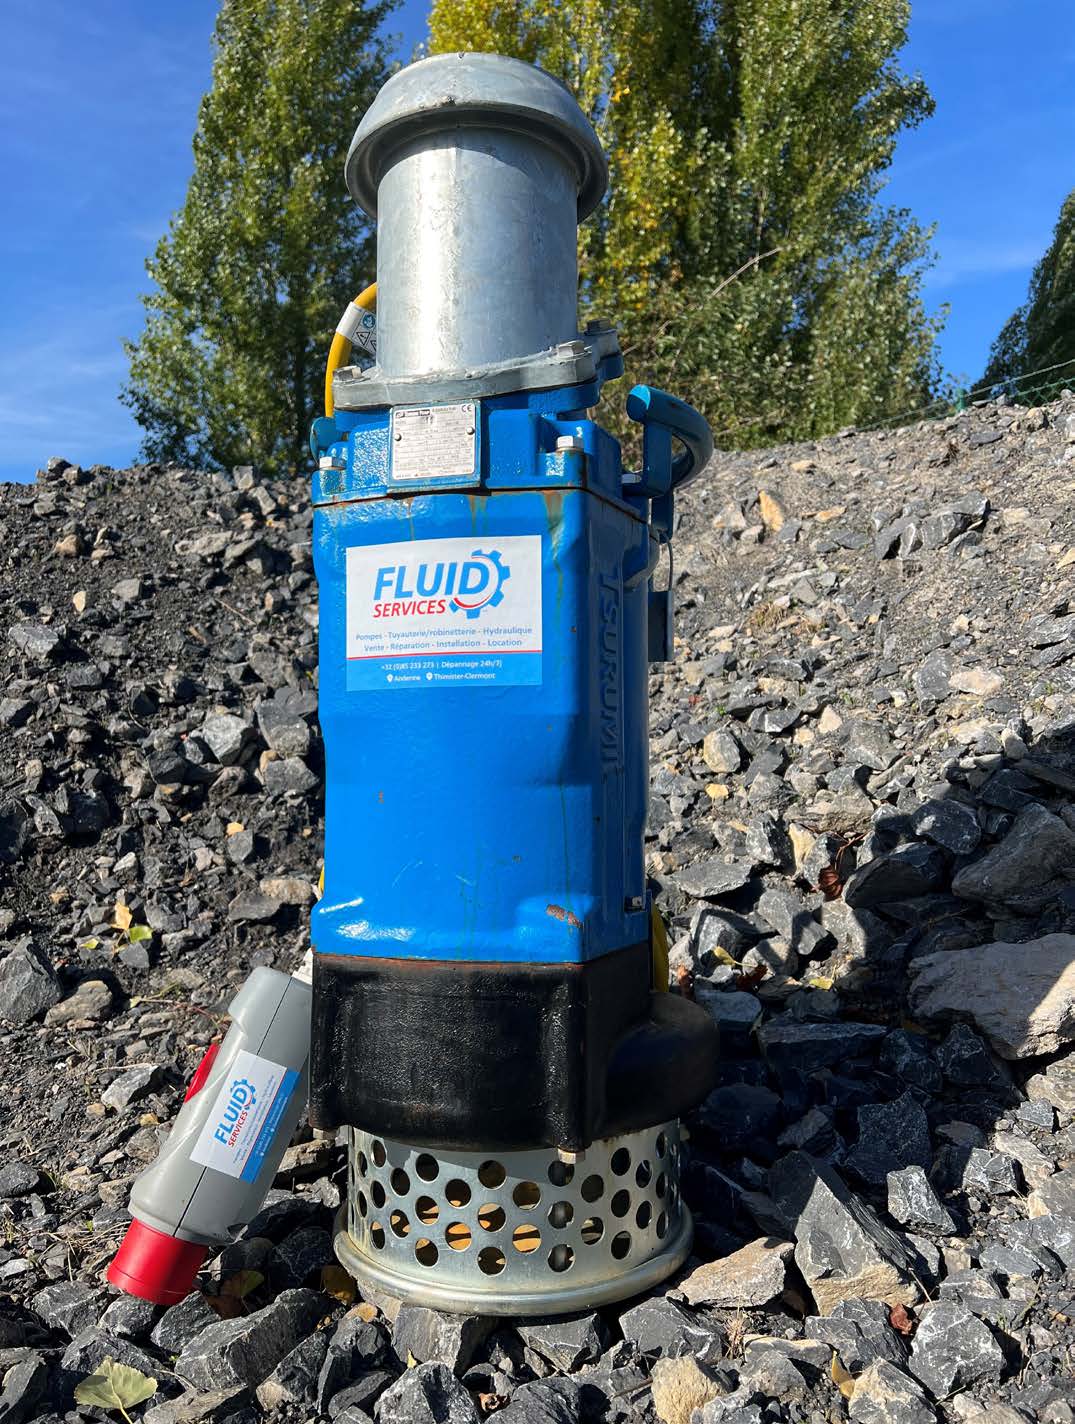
[450,549,510,620]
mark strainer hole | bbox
[371,1181,386,1209]
[478,1204,505,1232]
[390,1168,410,1197]
[580,1216,603,1244]
[478,1159,506,1188]
[390,1209,409,1237]
[446,1222,472,1251]
[656,1211,668,1238]
[611,1189,631,1218]
[548,1244,574,1273]
[415,1195,439,1225]
[478,1246,506,1275]
[656,1172,666,1199]
[635,1160,652,1189]
[415,1153,438,1181]
[610,1148,631,1176]
[636,1201,652,1229]
[655,1132,667,1158]
[512,1224,541,1254]
[445,1178,471,1208]
[357,1191,368,1219]
[369,1222,385,1249]
[357,1151,368,1176]
[372,1140,386,1167]
[548,1200,573,1229]
[580,1174,604,1203]
[513,1180,541,1209]
[610,1231,632,1260]
[415,1238,438,1267]
[548,1160,574,1187]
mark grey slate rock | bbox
[674,857,752,900]
[617,1295,717,1358]
[758,1020,885,1072]
[317,1312,393,1413]
[0,942,61,1024]
[151,1291,219,1353]
[201,713,255,766]
[849,1359,936,1423]
[0,1351,47,1424]
[805,1297,908,1372]
[879,1031,942,1093]
[913,651,953,702]
[101,1063,161,1111]
[31,1280,108,1336]
[843,844,947,908]
[698,1084,783,1154]
[143,1387,253,1424]
[692,907,759,962]
[375,1363,480,1424]
[8,623,61,661]
[908,1301,1004,1398]
[255,1329,330,1412]
[175,1287,323,1391]
[514,1312,609,1371]
[755,887,828,957]
[328,1372,395,1419]
[846,1092,932,1188]
[263,756,319,796]
[963,1147,1021,1196]
[268,1225,334,1288]
[99,1291,160,1339]
[0,1163,38,1199]
[935,1024,1010,1090]
[769,1151,916,1314]
[952,803,1075,909]
[60,1325,162,1380]
[392,1306,493,1374]
[693,987,762,1053]
[912,798,981,854]
[886,1165,955,1233]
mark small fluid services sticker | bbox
[345,534,542,690]
[190,1049,299,1183]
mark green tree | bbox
[123,0,394,475]
[980,189,1075,398]
[429,0,944,445]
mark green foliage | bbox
[123,0,394,474]
[429,0,944,445]
[980,189,1075,397]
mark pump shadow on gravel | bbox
[660,713,1075,1416]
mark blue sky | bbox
[0,0,1071,481]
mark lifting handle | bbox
[625,384,713,499]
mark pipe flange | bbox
[345,52,608,221]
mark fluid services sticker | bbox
[190,1049,300,1183]
[345,534,542,690]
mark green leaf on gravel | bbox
[128,925,153,943]
[74,1357,157,1421]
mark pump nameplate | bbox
[344,535,542,690]
[389,402,478,485]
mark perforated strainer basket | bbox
[334,1119,690,1314]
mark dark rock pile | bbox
[0,393,1073,1423]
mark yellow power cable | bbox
[325,283,377,419]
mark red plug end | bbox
[107,1219,208,1306]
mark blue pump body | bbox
[311,363,709,973]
